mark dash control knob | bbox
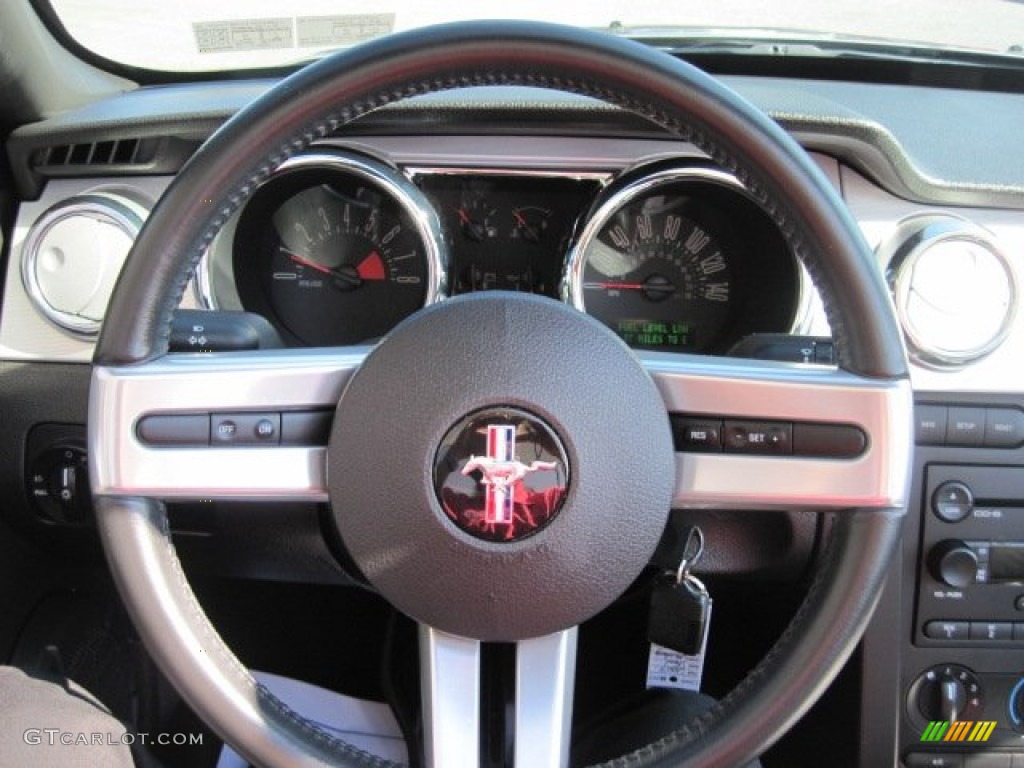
[929,540,979,588]
[1009,678,1024,732]
[27,443,91,524]
[910,664,984,725]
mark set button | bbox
[723,421,792,455]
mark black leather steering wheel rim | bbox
[91,20,909,768]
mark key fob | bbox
[648,576,712,655]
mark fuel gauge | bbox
[455,194,498,242]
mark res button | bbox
[670,417,723,452]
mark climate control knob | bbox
[929,540,979,588]
[1009,678,1024,732]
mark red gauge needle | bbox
[584,280,677,296]
[585,281,646,290]
[281,248,332,275]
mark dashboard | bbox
[3,70,1024,768]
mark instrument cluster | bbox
[211,149,802,353]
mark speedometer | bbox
[580,203,733,350]
[233,152,445,346]
[565,164,797,353]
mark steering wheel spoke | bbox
[642,352,913,511]
[90,348,366,501]
[420,625,577,768]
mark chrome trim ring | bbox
[562,163,811,342]
[198,149,448,321]
[882,213,1018,368]
[564,165,749,312]
[21,193,146,335]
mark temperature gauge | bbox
[511,206,551,243]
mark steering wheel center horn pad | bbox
[330,292,674,641]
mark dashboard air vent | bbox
[31,138,157,169]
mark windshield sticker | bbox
[297,15,395,48]
[194,19,294,53]
[194,15,394,54]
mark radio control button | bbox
[964,541,991,562]
[964,755,1011,768]
[915,404,948,446]
[932,482,974,523]
[947,407,986,446]
[970,621,1011,641]
[984,407,1024,449]
[924,621,969,641]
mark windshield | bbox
[47,0,1024,73]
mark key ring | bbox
[674,526,705,584]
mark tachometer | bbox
[233,152,445,346]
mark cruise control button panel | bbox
[137,410,332,447]
[212,412,280,445]
[670,415,865,458]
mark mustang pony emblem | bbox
[461,424,558,524]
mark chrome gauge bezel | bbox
[267,150,449,308]
[20,193,146,336]
[562,163,810,352]
[219,150,448,345]
[563,165,746,311]
[882,213,1018,368]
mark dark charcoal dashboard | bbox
[3,73,1024,768]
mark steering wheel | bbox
[88,21,912,768]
